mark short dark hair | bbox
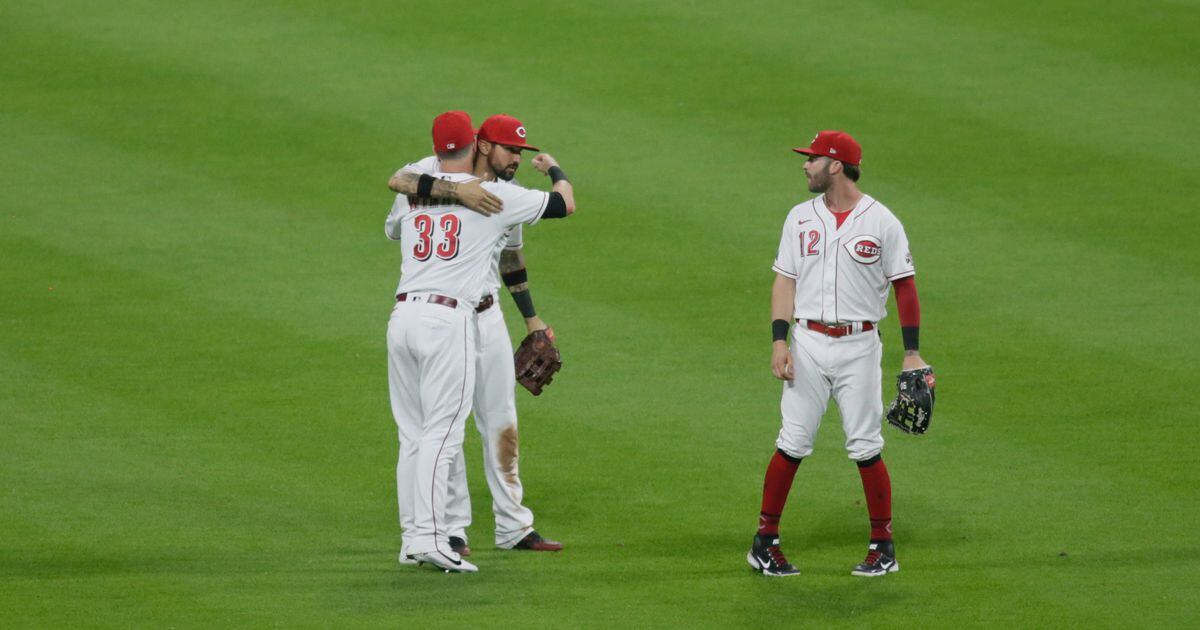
[435,145,471,161]
[842,162,861,182]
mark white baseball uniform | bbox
[771,193,915,461]
[385,171,550,557]
[397,156,537,549]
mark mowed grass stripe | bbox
[3,0,1199,626]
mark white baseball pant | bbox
[777,326,885,462]
[444,295,536,548]
[388,295,477,557]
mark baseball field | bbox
[3,0,1198,627]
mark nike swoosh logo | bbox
[880,560,894,569]
[440,552,461,566]
[798,219,812,226]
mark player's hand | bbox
[524,316,549,334]
[457,179,503,215]
[771,341,794,381]
[531,153,559,175]
[901,352,928,372]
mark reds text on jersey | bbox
[772,194,914,323]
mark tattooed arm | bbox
[387,169,503,215]
[500,247,548,333]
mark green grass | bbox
[3,0,1198,626]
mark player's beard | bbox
[490,154,518,181]
[807,165,831,193]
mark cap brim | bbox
[506,142,540,152]
[793,147,816,155]
[478,135,540,152]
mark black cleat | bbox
[449,536,471,557]
[851,539,899,577]
[747,534,800,576]
[513,530,563,551]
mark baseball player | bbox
[385,111,576,573]
[389,114,567,556]
[747,131,929,577]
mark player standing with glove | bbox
[747,131,935,578]
[388,113,569,557]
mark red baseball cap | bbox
[477,114,540,152]
[793,130,862,166]
[431,110,475,154]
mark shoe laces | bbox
[863,550,882,565]
[768,546,789,567]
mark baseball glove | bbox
[514,328,562,396]
[886,366,936,435]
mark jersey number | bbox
[798,230,820,257]
[412,214,461,261]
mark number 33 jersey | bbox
[387,172,549,307]
[772,194,915,324]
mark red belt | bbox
[801,319,874,338]
[397,292,494,313]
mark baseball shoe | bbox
[398,543,418,566]
[412,550,478,573]
[747,534,800,576]
[513,531,563,551]
[851,540,899,577]
[449,536,471,557]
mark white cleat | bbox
[398,551,418,566]
[413,550,478,573]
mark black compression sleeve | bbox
[901,326,920,351]
[542,192,568,219]
[511,289,536,318]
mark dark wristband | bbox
[547,166,568,183]
[502,268,528,288]
[772,319,790,342]
[416,174,435,198]
[901,326,920,351]
[511,289,537,318]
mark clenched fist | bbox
[531,153,559,175]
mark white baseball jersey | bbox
[396,156,524,297]
[772,194,914,324]
[390,160,543,550]
[388,172,548,306]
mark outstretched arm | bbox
[501,247,548,333]
[387,169,503,215]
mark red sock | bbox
[758,450,801,536]
[857,455,893,540]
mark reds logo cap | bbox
[431,110,476,153]
[478,114,541,152]
[793,130,863,166]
